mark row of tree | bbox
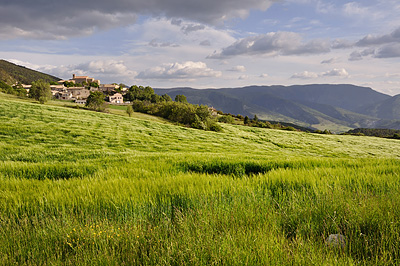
[125,85,221,131]
[344,128,400,139]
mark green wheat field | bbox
[1,93,400,265]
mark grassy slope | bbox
[1,93,400,265]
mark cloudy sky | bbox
[1,0,400,95]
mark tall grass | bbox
[1,93,400,265]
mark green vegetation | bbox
[132,100,222,131]
[0,80,26,96]
[0,59,60,85]
[86,91,106,112]
[125,85,221,131]
[346,128,400,139]
[1,93,400,265]
[29,79,52,104]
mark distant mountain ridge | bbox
[0,59,60,85]
[155,85,400,132]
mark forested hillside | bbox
[0,59,60,84]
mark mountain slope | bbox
[155,85,395,131]
[0,59,60,84]
[357,94,400,120]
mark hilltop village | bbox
[23,74,125,105]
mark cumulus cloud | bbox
[348,48,375,61]
[228,65,246,72]
[346,27,400,60]
[207,31,331,59]
[343,2,370,17]
[8,59,136,82]
[0,0,275,40]
[136,61,222,80]
[356,27,400,47]
[375,43,400,58]
[322,68,349,77]
[76,60,135,76]
[291,68,349,79]
[291,71,319,79]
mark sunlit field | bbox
[1,93,400,265]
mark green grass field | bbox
[1,93,400,265]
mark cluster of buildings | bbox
[24,74,126,104]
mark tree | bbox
[86,91,106,112]
[175,94,187,103]
[253,114,258,122]
[161,94,172,102]
[63,81,75,88]
[126,105,134,117]
[89,82,99,88]
[29,80,51,104]
[244,116,250,125]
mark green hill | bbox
[0,59,60,84]
[1,93,400,265]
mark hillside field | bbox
[1,93,400,265]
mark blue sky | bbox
[1,0,400,95]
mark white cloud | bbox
[208,31,331,59]
[291,71,319,79]
[322,68,349,77]
[136,61,222,80]
[343,2,370,17]
[228,65,246,72]
[291,68,349,79]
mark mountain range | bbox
[155,85,400,132]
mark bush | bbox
[218,115,235,124]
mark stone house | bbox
[109,93,124,104]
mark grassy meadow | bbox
[1,93,400,265]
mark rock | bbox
[326,234,346,248]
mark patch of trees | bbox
[127,85,221,131]
[132,100,222,131]
[344,128,400,139]
[217,113,301,132]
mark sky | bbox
[1,0,400,95]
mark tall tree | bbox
[175,94,187,103]
[29,79,51,104]
[86,91,106,112]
